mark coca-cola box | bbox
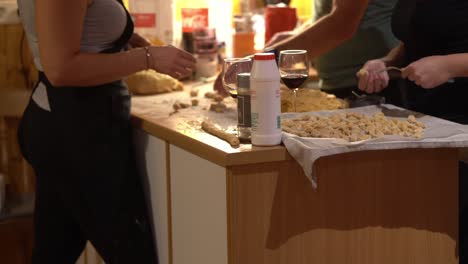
[181,8,209,53]
[133,13,156,28]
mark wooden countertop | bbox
[3,83,466,167]
[0,84,290,168]
[131,82,292,167]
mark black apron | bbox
[17,1,157,263]
[392,1,468,260]
[392,0,468,124]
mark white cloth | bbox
[282,104,468,188]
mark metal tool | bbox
[376,66,403,74]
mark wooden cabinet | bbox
[131,86,461,263]
[134,127,460,264]
[0,23,37,91]
[0,217,34,264]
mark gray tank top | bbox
[18,0,127,71]
[314,0,399,90]
[17,0,127,110]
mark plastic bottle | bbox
[250,53,282,146]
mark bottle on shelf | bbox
[175,0,210,53]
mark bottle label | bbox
[251,112,259,131]
[237,94,251,128]
[250,81,281,134]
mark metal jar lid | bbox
[237,72,251,89]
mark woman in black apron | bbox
[357,0,468,261]
[17,0,195,263]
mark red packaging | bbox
[132,13,156,28]
[181,8,209,33]
[264,6,297,44]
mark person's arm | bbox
[36,0,195,87]
[357,42,405,93]
[128,33,152,48]
[445,53,468,77]
[402,53,468,89]
[381,42,406,67]
[267,0,369,58]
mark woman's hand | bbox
[401,55,452,89]
[150,45,196,79]
[356,59,389,93]
[128,33,151,48]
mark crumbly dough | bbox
[173,101,190,111]
[357,69,369,77]
[204,91,216,99]
[213,94,224,102]
[190,89,199,97]
[281,87,348,113]
[282,112,425,142]
[209,102,227,113]
[202,91,227,113]
[125,70,183,95]
[201,120,240,146]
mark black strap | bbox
[39,0,134,100]
[102,0,134,53]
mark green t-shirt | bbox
[314,0,399,90]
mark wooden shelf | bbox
[0,90,30,117]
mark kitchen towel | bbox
[282,104,468,188]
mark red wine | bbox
[281,74,308,89]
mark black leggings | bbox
[18,96,157,264]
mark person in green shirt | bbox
[266,0,400,103]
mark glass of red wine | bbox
[278,50,309,112]
[222,57,253,99]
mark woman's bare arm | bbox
[381,42,406,67]
[269,0,369,58]
[356,42,405,93]
[36,0,195,87]
[401,52,468,89]
[443,53,468,78]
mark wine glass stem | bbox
[293,88,298,112]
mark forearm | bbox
[36,0,149,87]
[443,53,468,79]
[270,0,368,58]
[45,48,147,87]
[380,42,406,67]
[271,15,356,58]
